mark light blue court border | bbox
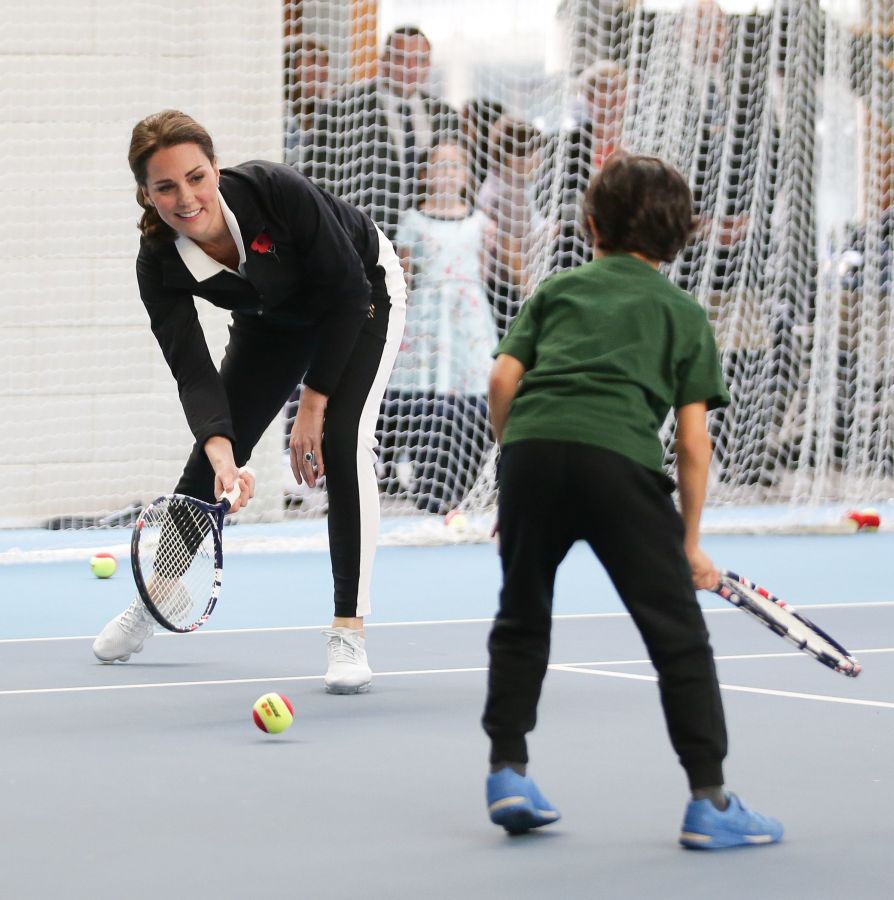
[3,500,894,556]
[1,529,891,640]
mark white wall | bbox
[0,0,284,526]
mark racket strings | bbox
[138,500,217,628]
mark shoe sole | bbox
[325,682,371,695]
[94,643,144,664]
[489,798,560,835]
[680,830,780,849]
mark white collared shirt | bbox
[380,85,432,154]
[174,190,247,282]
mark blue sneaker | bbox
[679,793,783,849]
[486,768,561,835]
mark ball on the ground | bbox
[845,508,881,532]
[90,552,117,578]
[445,510,468,530]
[252,692,294,734]
[860,507,881,531]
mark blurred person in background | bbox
[314,25,459,242]
[476,115,549,335]
[460,97,506,205]
[284,37,331,174]
[555,59,628,269]
[385,140,497,514]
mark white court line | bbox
[3,600,893,645]
[571,646,894,666]
[0,612,636,644]
[0,667,488,697]
[1,649,892,700]
[551,664,894,710]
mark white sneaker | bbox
[323,627,372,694]
[92,597,154,663]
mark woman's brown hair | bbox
[128,110,216,242]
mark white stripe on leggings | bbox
[354,225,407,617]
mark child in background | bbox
[387,140,497,514]
[482,152,783,849]
[476,115,549,335]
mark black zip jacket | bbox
[136,160,382,447]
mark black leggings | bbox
[482,440,727,790]
[175,289,404,619]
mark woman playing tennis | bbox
[93,110,406,694]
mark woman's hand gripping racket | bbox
[131,471,251,633]
[710,571,862,677]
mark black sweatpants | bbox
[482,440,727,790]
[175,234,406,619]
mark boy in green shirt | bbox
[482,152,783,849]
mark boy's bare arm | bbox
[675,401,719,590]
[488,354,527,444]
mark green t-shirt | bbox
[497,254,730,473]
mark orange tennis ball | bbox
[90,552,117,578]
[252,692,294,734]
[859,507,881,531]
[846,509,881,532]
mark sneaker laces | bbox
[118,597,151,636]
[323,629,363,664]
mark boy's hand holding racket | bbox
[686,544,719,591]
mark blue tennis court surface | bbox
[1,530,892,899]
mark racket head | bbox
[130,494,224,633]
[715,570,861,678]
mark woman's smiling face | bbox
[142,143,223,245]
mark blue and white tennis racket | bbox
[130,482,241,633]
[711,570,862,678]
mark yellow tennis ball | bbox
[252,692,294,734]
[445,510,468,530]
[90,553,117,579]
